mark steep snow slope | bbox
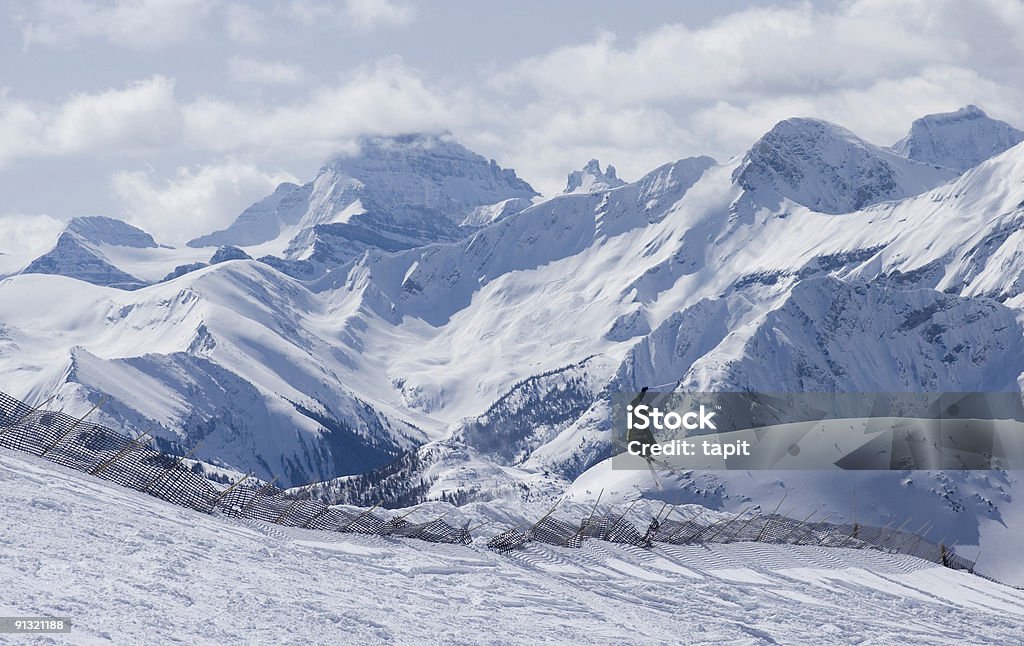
[893,105,1024,172]
[0,264,425,486]
[188,181,312,249]
[525,141,1024,475]
[4,448,1023,645]
[683,276,1024,392]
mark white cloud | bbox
[16,0,212,50]
[227,57,308,85]
[0,61,458,169]
[465,102,697,196]
[0,76,182,168]
[48,76,183,154]
[222,1,414,44]
[223,2,268,44]
[183,58,461,158]
[495,1,1022,104]
[4,0,1024,203]
[111,160,298,245]
[341,0,414,31]
[0,213,65,271]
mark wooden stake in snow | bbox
[90,431,153,476]
[755,494,788,542]
[338,502,383,533]
[209,473,253,507]
[707,506,753,543]
[238,476,280,516]
[40,395,108,457]
[566,489,605,546]
[140,442,203,494]
[527,497,565,534]
[0,393,56,435]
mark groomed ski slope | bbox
[1,448,1022,645]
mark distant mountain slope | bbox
[0,263,425,486]
[21,216,156,289]
[893,105,1024,172]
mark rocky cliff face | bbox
[564,159,626,194]
[734,117,957,213]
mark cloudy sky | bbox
[1,0,1023,248]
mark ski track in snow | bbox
[1,449,1023,645]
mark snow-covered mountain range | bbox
[4,105,1024,583]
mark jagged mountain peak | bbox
[564,159,626,194]
[892,105,1024,172]
[188,133,538,278]
[318,132,537,215]
[734,117,957,214]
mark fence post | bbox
[777,509,819,543]
[897,521,932,555]
[301,506,335,530]
[568,489,605,546]
[722,505,768,543]
[273,484,319,525]
[209,473,253,507]
[792,513,833,545]
[882,516,914,551]
[0,394,56,436]
[140,442,203,493]
[665,509,704,543]
[272,498,305,525]
[604,498,641,539]
[527,497,565,535]
[39,395,108,457]
[89,431,152,476]
[754,495,788,542]
[706,506,753,543]
[338,502,383,533]
[237,476,280,516]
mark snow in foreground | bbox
[1,449,1022,645]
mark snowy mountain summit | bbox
[190,133,537,278]
[21,216,157,289]
[734,117,957,213]
[564,159,626,194]
[893,104,1024,172]
[62,216,158,249]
